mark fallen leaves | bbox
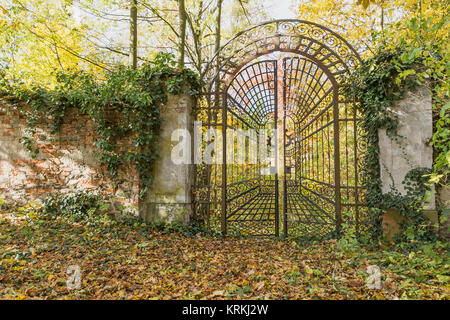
[0,209,448,300]
[211,290,225,297]
[255,281,265,291]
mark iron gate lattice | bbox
[225,60,279,237]
[282,57,338,238]
[193,19,367,238]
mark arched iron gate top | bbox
[227,59,277,127]
[202,19,362,91]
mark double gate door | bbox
[223,57,340,238]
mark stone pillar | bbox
[378,86,435,238]
[140,94,194,224]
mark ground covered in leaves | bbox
[0,203,449,300]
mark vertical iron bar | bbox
[274,60,279,238]
[282,58,288,239]
[354,99,360,237]
[221,90,227,235]
[283,111,288,239]
[333,85,342,234]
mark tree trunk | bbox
[214,0,223,98]
[130,0,138,68]
[178,0,187,68]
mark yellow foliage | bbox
[0,0,107,86]
[297,0,449,57]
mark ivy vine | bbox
[0,52,199,199]
[343,48,447,242]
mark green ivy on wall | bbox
[0,53,200,199]
[343,46,448,242]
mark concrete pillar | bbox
[141,94,194,224]
[378,86,433,200]
[378,86,436,238]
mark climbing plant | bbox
[343,15,449,242]
[0,52,200,199]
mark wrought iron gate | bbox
[225,60,279,237]
[193,19,366,239]
[282,56,339,238]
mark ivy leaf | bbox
[440,102,450,118]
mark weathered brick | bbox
[0,99,140,213]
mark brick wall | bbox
[0,98,140,213]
